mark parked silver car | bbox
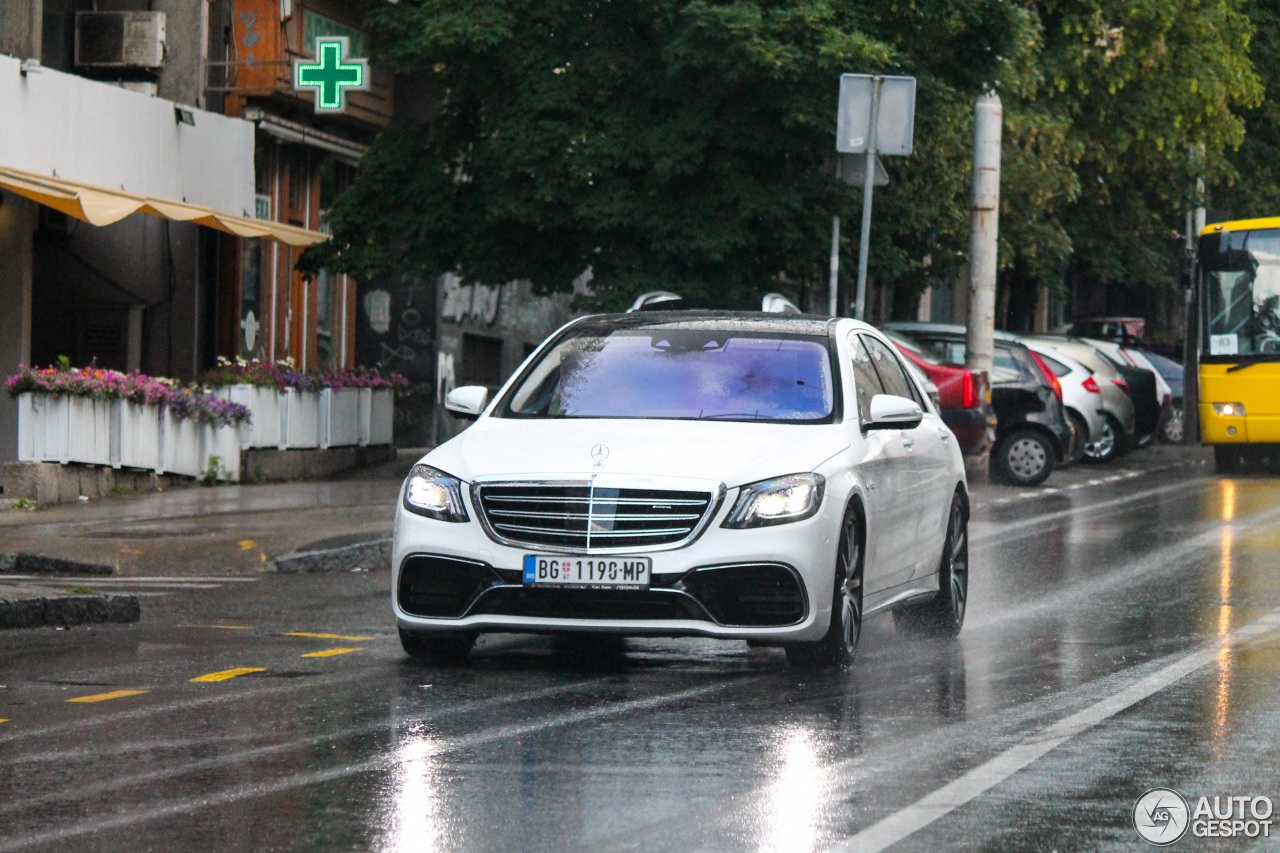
[1021,339,1105,467]
[1020,336,1136,463]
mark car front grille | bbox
[473,480,720,552]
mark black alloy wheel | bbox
[1161,405,1185,443]
[894,493,969,637]
[399,627,477,665]
[1082,414,1126,464]
[992,429,1055,486]
[1065,410,1089,467]
[785,506,863,669]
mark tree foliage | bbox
[310,0,1265,318]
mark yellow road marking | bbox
[239,539,256,551]
[285,632,374,641]
[301,647,363,658]
[66,690,148,704]
[190,667,266,683]
[0,719,8,724]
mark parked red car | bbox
[883,328,996,457]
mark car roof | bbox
[580,310,841,336]
[883,321,1025,344]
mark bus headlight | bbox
[1212,402,1246,417]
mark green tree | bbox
[308,0,1025,309]
[997,0,1261,327]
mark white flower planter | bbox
[215,385,283,449]
[202,422,244,482]
[161,410,203,478]
[359,388,394,446]
[282,389,321,449]
[111,401,163,470]
[66,397,112,466]
[322,388,360,448]
[16,393,70,462]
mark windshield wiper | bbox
[1226,354,1280,372]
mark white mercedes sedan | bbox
[393,312,970,668]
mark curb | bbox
[269,538,392,574]
[0,593,141,630]
[0,553,115,575]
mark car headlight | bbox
[722,473,825,529]
[1212,402,1246,417]
[402,464,469,522]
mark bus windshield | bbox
[1200,227,1280,356]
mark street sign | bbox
[837,153,889,187]
[836,74,916,155]
[294,36,369,113]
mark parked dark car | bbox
[885,323,1072,486]
[1139,349,1185,443]
[881,329,996,458]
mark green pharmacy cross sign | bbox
[294,36,369,113]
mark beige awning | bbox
[0,165,328,247]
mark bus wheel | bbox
[1214,446,1243,474]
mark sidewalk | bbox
[0,447,422,627]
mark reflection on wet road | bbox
[2,463,1280,851]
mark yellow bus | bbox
[1194,217,1280,472]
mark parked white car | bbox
[393,313,970,668]
[1020,339,1106,466]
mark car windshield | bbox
[1200,227,1280,355]
[498,326,834,422]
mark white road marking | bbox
[828,607,1280,853]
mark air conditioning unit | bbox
[74,11,166,69]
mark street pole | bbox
[828,215,841,316]
[854,77,883,322]
[964,92,1002,381]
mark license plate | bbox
[522,555,651,589]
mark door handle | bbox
[938,427,951,442]
[901,435,915,450]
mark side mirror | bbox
[867,394,923,430]
[445,385,490,421]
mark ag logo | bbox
[1134,788,1190,845]
[590,444,609,466]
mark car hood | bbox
[423,417,851,488]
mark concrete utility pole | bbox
[964,92,1002,380]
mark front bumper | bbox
[392,490,839,642]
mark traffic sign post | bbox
[834,74,916,320]
[294,36,370,113]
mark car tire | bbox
[1214,445,1244,475]
[1082,414,1127,464]
[1161,405,1185,444]
[785,505,863,669]
[1064,410,1089,467]
[399,628,476,665]
[991,429,1055,486]
[893,492,968,637]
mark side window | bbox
[991,346,1025,385]
[849,335,885,424]
[863,335,920,404]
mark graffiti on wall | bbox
[356,276,435,447]
[441,274,502,325]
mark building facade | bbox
[0,0,378,485]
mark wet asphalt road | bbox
[2,456,1280,852]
